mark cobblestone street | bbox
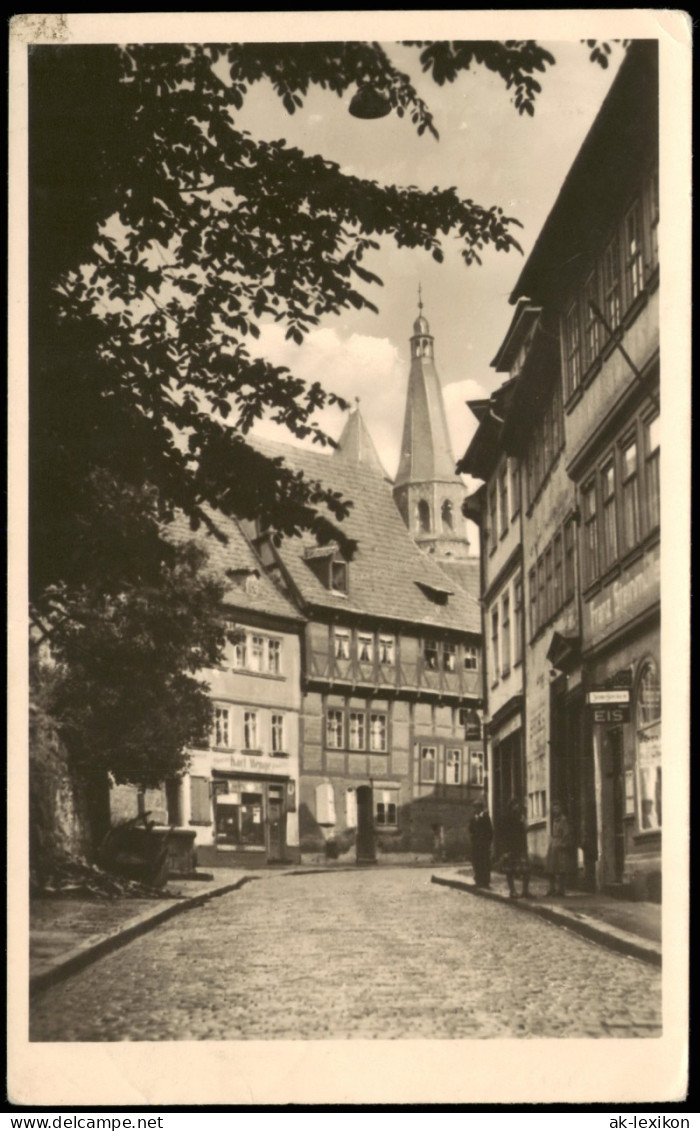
[30,869,661,1041]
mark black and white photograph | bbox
[8,9,690,1109]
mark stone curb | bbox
[431,875,662,968]
[30,876,258,998]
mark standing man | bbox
[469,802,494,887]
[503,796,534,899]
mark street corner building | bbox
[460,41,661,900]
[111,510,306,868]
[110,302,485,867]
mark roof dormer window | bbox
[330,559,348,594]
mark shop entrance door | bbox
[267,787,285,863]
[609,727,625,883]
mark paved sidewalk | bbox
[30,869,255,995]
[432,868,661,967]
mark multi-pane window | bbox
[621,437,640,552]
[537,558,546,632]
[648,169,659,269]
[564,519,576,600]
[463,645,478,671]
[501,594,511,676]
[544,547,553,625]
[375,791,398,827]
[551,379,562,456]
[267,638,282,675]
[528,567,537,638]
[357,634,374,663]
[443,641,456,672]
[624,201,644,303]
[420,746,437,783]
[326,710,344,748]
[424,640,439,671]
[513,575,523,665]
[348,711,366,751]
[334,630,350,660]
[249,635,265,673]
[582,272,600,371]
[499,464,509,537]
[369,713,387,753]
[565,301,582,396]
[510,459,521,518]
[601,459,618,570]
[488,486,498,549]
[233,632,282,674]
[490,609,499,681]
[603,234,622,329]
[214,706,230,749]
[552,534,563,615]
[470,749,485,787]
[446,749,462,784]
[645,415,660,530]
[243,711,258,750]
[378,636,395,665]
[582,480,599,587]
[271,714,284,753]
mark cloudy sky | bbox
[239,40,624,477]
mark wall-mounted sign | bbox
[591,706,630,724]
[587,689,631,705]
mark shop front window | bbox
[636,660,661,830]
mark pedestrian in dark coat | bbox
[469,802,493,887]
[546,803,573,896]
[502,797,533,899]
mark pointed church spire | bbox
[395,294,454,486]
[393,293,471,560]
[333,400,387,477]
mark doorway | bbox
[356,785,376,864]
[608,727,626,883]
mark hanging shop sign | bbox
[587,687,630,723]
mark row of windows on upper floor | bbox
[330,628,479,672]
[227,630,284,676]
[485,172,658,530]
[562,167,659,403]
[580,410,660,590]
[324,704,482,753]
[527,519,577,642]
[212,704,287,755]
[489,572,524,684]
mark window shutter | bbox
[315,782,336,826]
[190,776,211,825]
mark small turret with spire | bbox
[393,289,470,559]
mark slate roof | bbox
[333,405,388,478]
[166,509,303,623]
[437,558,481,603]
[252,438,481,635]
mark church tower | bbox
[393,292,471,560]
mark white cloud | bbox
[249,323,406,474]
